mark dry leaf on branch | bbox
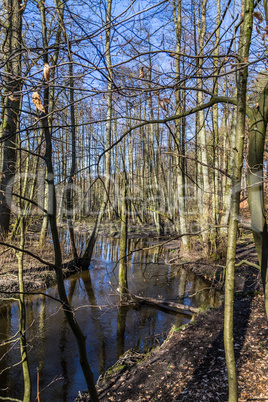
[162,98,170,104]
[43,63,50,82]
[8,93,18,101]
[139,66,144,80]
[253,11,263,23]
[32,92,45,113]
[159,99,167,111]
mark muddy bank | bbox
[170,238,263,294]
[0,257,90,297]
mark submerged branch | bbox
[130,294,199,315]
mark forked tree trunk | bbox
[83,0,113,258]
[40,110,99,401]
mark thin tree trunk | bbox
[224,2,253,400]
[211,0,221,250]
[83,0,113,257]
[65,41,78,258]
[196,0,209,251]
[17,217,32,402]
[119,180,129,303]
[39,0,64,247]
[173,0,189,247]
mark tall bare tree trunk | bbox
[0,0,24,237]
[246,0,268,320]
[173,0,189,248]
[39,0,64,247]
[211,0,221,250]
[224,2,253,400]
[196,0,209,251]
[83,0,113,260]
[40,110,99,401]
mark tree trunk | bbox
[118,180,129,303]
[173,0,189,248]
[224,2,253,400]
[247,83,268,318]
[40,110,99,401]
[0,0,24,237]
[196,0,210,252]
[17,217,32,401]
[246,0,268,319]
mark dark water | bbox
[0,237,220,401]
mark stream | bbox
[0,237,220,401]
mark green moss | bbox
[109,364,125,373]
[105,364,127,377]
[2,121,10,130]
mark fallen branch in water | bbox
[130,294,199,315]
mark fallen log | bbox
[130,294,199,315]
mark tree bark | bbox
[118,180,129,303]
[224,2,253,400]
[17,217,32,402]
[247,83,268,318]
[0,0,24,237]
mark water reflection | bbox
[0,237,220,402]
